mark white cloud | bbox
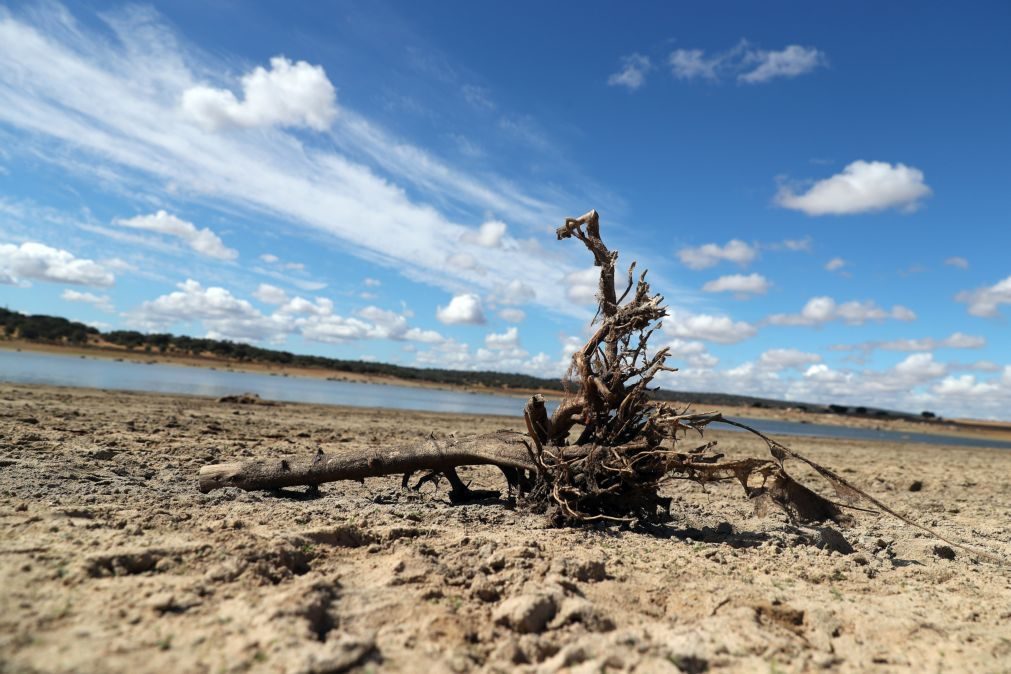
[114,210,237,260]
[498,308,525,323]
[678,239,757,270]
[944,256,969,270]
[0,241,114,287]
[461,219,507,248]
[259,253,279,263]
[660,348,1011,421]
[893,352,946,381]
[702,272,770,297]
[608,54,652,91]
[739,45,826,83]
[133,279,282,342]
[666,339,718,368]
[485,326,520,350]
[932,375,999,397]
[134,279,443,346]
[824,257,846,272]
[0,7,583,320]
[955,276,1011,317]
[181,56,337,131]
[767,296,916,326]
[776,160,932,215]
[565,267,602,305]
[664,309,757,344]
[758,348,821,371]
[833,332,986,354]
[61,289,113,312]
[494,279,536,305]
[253,283,288,304]
[363,277,381,287]
[668,41,825,84]
[779,237,812,252]
[436,293,486,325]
[669,49,723,81]
[413,333,559,379]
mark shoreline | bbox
[4,339,1011,442]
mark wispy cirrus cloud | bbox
[607,54,652,91]
[0,5,586,318]
[668,40,826,84]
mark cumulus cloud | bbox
[767,296,916,326]
[669,49,722,81]
[669,41,825,84]
[666,339,718,368]
[893,352,946,381]
[955,276,1011,317]
[413,331,558,379]
[461,220,507,248]
[776,161,931,215]
[133,279,443,345]
[0,7,586,319]
[702,272,769,297]
[608,54,652,91]
[436,293,486,325]
[132,279,280,341]
[0,241,114,287]
[493,279,536,306]
[739,45,827,83]
[758,348,821,371]
[824,257,846,272]
[664,309,757,344]
[832,332,986,354]
[253,283,288,304]
[363,277,381,287]
[114,210,237,260]
[678,239,756,270]
[932,375,1000,397]
[181,56,337,131]
[565,267,602,305]
[498,308,525,323]
[485,326,520,350]
[61,289,114,312]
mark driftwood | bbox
[199,432,536,495]
[196,210,1001,561]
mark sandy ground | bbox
[1,384,1009,674]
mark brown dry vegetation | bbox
[1,384,1010,673]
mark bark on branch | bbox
[199,431,536,493]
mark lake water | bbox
[3,349,1011,451]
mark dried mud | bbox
[1,384,1009,673]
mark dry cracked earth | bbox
[1,383,1009,673]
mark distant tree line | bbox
[0,307,563,390]
[0,306,931,421]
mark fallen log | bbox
[198,430,537,494]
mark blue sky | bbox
[1,1,1009,418]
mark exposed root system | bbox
[198,210,1001,562]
